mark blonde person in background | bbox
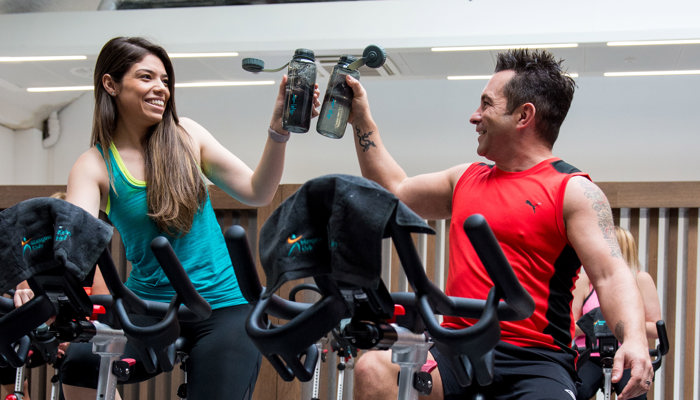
[572,226,661,399]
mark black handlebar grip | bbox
[0,296,13,313]
[150,237,211,320]
[463,214,534,320]
[224,225,263,303]
[655,320,669,356]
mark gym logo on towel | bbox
[21,235,52,256]
[287,234,321,257]
[286,234,338,257]
[21,226,72,256]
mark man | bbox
[346,49,653,400]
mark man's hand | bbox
[613,339,654,399]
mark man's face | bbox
[469,70,518,159]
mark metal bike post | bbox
[336,361,345,400]
[601,358,613,400]
[12,364,24,400]
[390,326,432,400]
[311,342,321,400]
[91,321,128,400]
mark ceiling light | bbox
[27,80,275,92]
[168,52,239,58]
[607,39,700,47]
[432,43,578,52]
[27,86,93,93]
[604,70,700,77]
[0,55,87,62]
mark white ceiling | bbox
[1,0,699,130]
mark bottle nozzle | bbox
[346,44,387,70]
[242,57,289,73]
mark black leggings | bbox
[61,304,261,399]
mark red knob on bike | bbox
[5,394,19,400]
[91,305,106,320]
[388,304,406,323]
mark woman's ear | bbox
[102,74,118,96]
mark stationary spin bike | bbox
[223,174,536,400]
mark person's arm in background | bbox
[564,176,653,400]
[571,269,590,339]
[636,271,661,343]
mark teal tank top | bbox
[98,143,246,309]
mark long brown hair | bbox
[93,37,206,235]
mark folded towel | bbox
[0,197,113,294]
[259,174,433,295]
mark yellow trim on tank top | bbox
[109,142,146,187]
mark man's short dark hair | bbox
[495,49,576,147]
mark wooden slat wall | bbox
[2,182,699,400]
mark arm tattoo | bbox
[580,179,622,259]
[615,321,624,341]
[355,127,376,152]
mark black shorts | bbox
[61,304,261,399]
[430,341,578,400]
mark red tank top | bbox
[444,157,589,351]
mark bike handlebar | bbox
[150,236,212,320]
[463,215,535,319]
[0,296,12,313]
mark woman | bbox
[60,36,319,400]
[572,226,662,400]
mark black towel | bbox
[0,197,113,294]
[259,174,434,296]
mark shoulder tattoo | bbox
[355,127,376,152]
[578,178,622,259]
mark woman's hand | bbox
[269,76,321,133]
[13,283,34,308]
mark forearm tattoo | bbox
[615,322,624,341]
[356,127,376,152]
[580,179,622,259]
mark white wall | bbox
[13,128,48,184]
[1,0,699,185]
[0,124,13,184]
[31,72,699,186]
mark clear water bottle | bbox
[283,49,317,133]
[316,55,361,139]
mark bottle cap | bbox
[363,45,387,69]
[242,58,265,72]
[293,48,315,61]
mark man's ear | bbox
[516,102,536,129]
[102,74,118,96]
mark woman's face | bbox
[113,54,170,128]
